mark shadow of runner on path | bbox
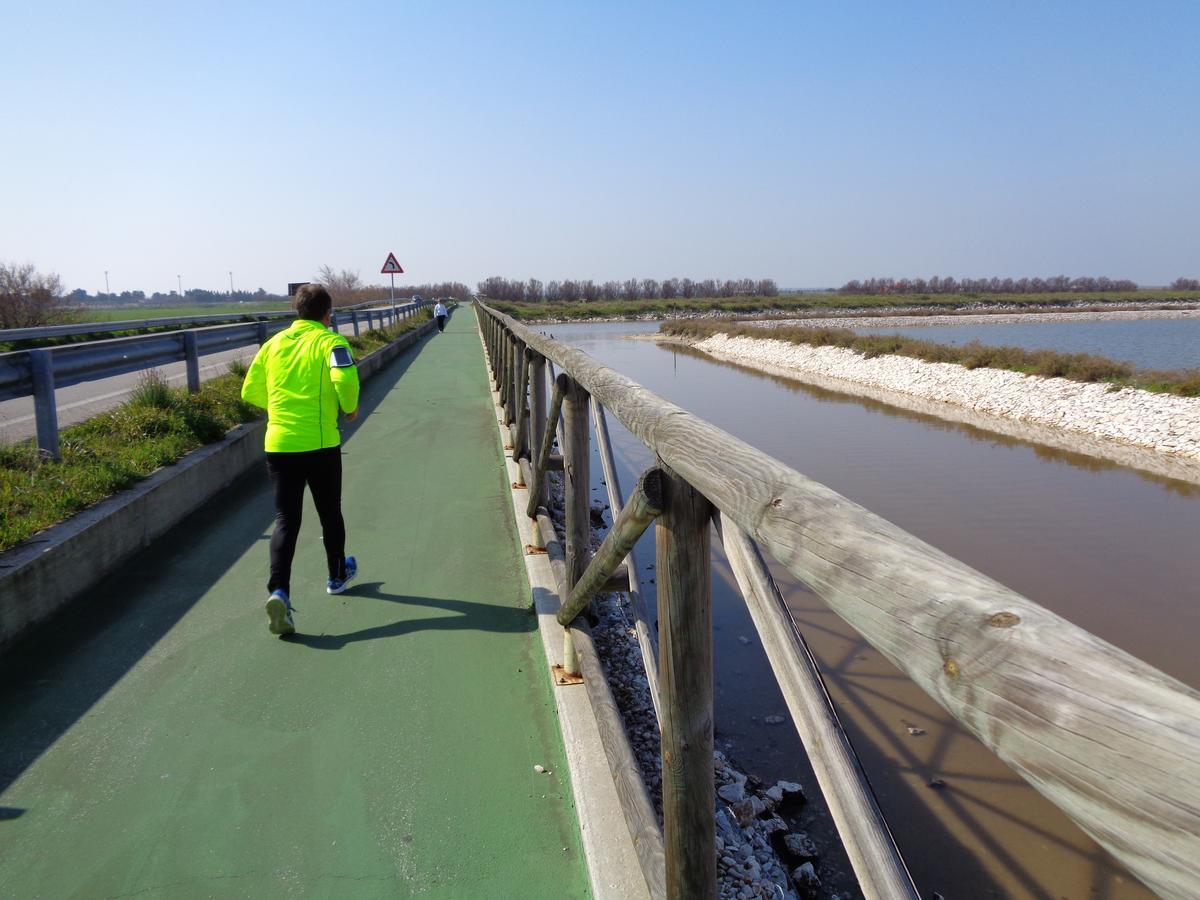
[285,582,535,650]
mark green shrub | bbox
[128,370,174,409]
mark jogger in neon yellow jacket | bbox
[241,284,361,635]
[241,320,359,451]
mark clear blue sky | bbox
[3,1,1198,295]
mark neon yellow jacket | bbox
[241,319,360,452]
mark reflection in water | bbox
[549,320,1198,899]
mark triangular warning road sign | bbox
[380,252,404,274]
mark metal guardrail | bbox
[0,296,423,343]
[3,301,431,458]
[0,311,295,343]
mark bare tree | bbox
[0,261,67,328]
[316,264,365,305]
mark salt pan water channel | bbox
[544,319,1200,900]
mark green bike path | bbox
[0,308,590,898]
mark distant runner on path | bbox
[241,283,361,636]
[434,299,448,332]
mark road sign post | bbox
[381,253,404,303]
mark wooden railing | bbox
[475,301,1200,900]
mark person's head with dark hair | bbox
[295,283,333,322]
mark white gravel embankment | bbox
[685,333,1200,466]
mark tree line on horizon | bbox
[0,259,472,329]
[838,275,1149,295]
[476,276,779,303]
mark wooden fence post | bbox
[530,352,548,508]
[501,332,514,423]
[513,346,532,463]
[561,377,591,677]
[506,336,521,426]
[486,317,498,388]
[657,466,716,900]
[527,373,569,520]
[496,323,506,397]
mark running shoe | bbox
[266,589,295,635]
[327,555,358,595]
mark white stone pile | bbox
[692,333,1200,461]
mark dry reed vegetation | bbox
[660,320,1200,397]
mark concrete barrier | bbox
[0,318,436,653]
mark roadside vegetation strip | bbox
[0,369,259,551]
[660,320,1200,398]
[0,311,432,553]
[488,290,1200,322]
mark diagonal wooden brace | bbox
[556,467,663,627]
[526,372,570,519]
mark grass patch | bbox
[0,373,260,552]
[128,369,174,409]
[489,290,1200,322]
[660,320,1200,398]
[0,309,435,552]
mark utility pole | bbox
[229,271,234,296]
[104,270,110,294]
[177,274,182,297]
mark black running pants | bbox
[266,446,346,594]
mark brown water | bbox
[548,321,1200,900]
